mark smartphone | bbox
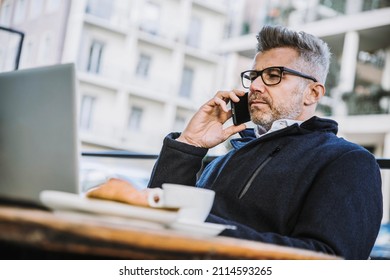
[231,92,250,126]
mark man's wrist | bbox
[165,133,208,156]
[176,134,201,147]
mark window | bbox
[173,115,186,132]
[87,40,104,74]
[179,67,194,98]
[0,46,4,71]
[85,0,113,20]
[0,0,12,25]
[46,0,61,13]
[128,106,143,131]
[319,0,346,14]
[140,1,160,35]
[21,38,35,68]
[358,50,385,69]
[30,0,44,19]
[186,16,202,48]
[14,0,27,24]
[0,37,19,71]
[363,0,390,11]
[80,95,96,130]
[135,53,152,77]
[38,33,52,65]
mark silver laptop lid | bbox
[0,63,80,205]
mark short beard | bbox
[250,84,305,131]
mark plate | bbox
[40,190,178,225]
[169,220,233,237]
[53,210,166,230]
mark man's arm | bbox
[176,90,247,148]
[147,133,208,188]
[148,90,246,188]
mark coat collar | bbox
[231,116,338,150]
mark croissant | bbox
[85,178,158,207]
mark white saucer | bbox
[40,190,178,225]
[169,220,232,237]
[53,210,166,230]
[40,190,233,237]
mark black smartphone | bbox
[231,92,250,125]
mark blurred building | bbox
[0,0,231,154]
[0,0,69,71]
[66,0,230,154]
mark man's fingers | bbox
[229,89,246,102]
[213,96,229,112]
[223,123,247,138]
[214,89,246,104]
[204,89,249,124]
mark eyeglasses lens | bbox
[242,68,282,88]
[263,68,282,85]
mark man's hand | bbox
[177,90,247,148]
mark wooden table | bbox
[0,205,340,260]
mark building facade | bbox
[0,0,230,154]
[63,0,230,154]
[0,0,69,71]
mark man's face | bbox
[249,47,309,130]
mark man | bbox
[147,25,383,259]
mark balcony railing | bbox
[342,88,390,115]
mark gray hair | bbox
[256,25,331,84]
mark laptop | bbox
[0,63,80,207]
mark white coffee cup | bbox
[148,183,215,222]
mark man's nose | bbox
[249,76,266,93]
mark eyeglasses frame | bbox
[240,66,318,88]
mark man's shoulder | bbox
[301,116,338,134]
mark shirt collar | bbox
[254,119,303,138]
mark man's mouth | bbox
[250,99,269,107]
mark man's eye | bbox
[249,73,258,81]
[268,73,280,79]
[264,72,280,80]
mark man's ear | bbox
[304,83,325,106]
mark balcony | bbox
[342,87,390,115]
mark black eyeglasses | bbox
[240,66,317,88]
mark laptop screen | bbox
[0,63,80,205]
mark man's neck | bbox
[254,119,304,138]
